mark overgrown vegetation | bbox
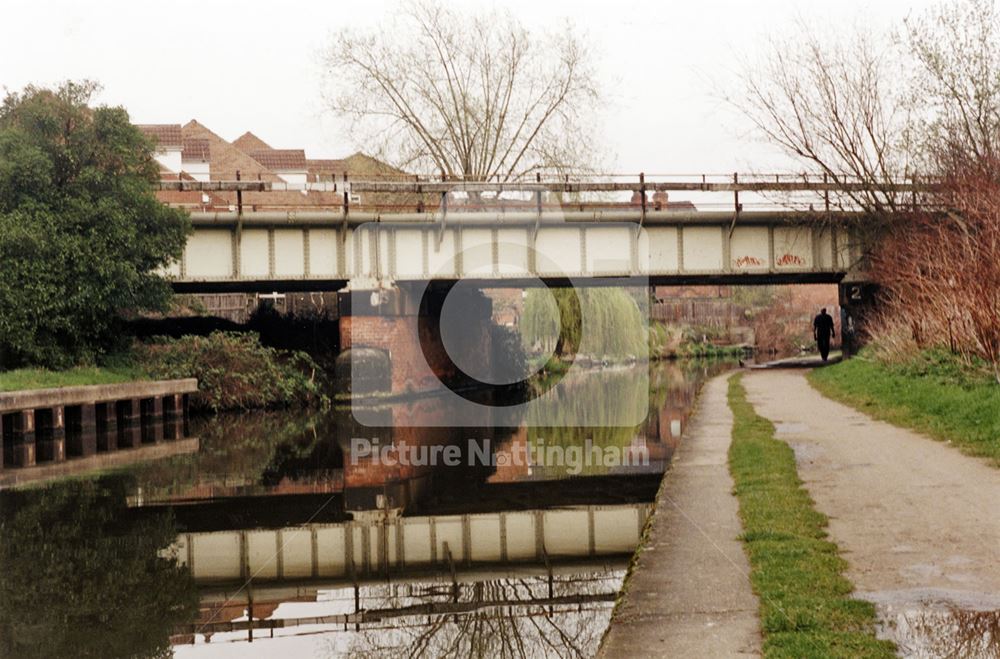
[647,321,677,359]
[869,169,1000,382]
[136,331,325,412]
[0,81,189,369]
[809,349,1000,465]
[0,332,326,413]
[727,374,895,657]
[648,321,747,359]
[677,342,745,359]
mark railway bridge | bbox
[158,175,911,399]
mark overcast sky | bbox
[2,0,938,175]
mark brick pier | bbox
[338,282,493,397]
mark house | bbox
[135,120,411,210]
[248,149,308,184]
[180,138,211,182]
[136,121,699,216]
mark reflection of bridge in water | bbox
[176,503,651,585]
[179,561,627,652]
[0,360,725,655]
[27,362,719,651]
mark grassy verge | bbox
[0,366,149,392]
[2,332,325,412]
[727,373,894,658]
[808,351,1000,465]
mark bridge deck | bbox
[159,176,885,289]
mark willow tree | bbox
[322,0,600,181]
[521,288,646,360]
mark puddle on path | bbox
[774,422,811,435]
[863,589,1000,658]
[788,441,825,466]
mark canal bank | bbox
[0,379,198,476]
[598,374,761,657]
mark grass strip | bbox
[808,355,1000,466]
[727,373,895,658]
[0,366,149,392]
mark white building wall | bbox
[183,161,210,182]
[275,170,308,185]
[154,148,182,173]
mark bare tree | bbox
[739,23,910,214]
[741,1,1000,376]
[322,0,600,184]
[904,0,1000,174]
[741,1,1000,202]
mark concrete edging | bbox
[598,373,761,658]
[0,378,199,413]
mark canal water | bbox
[0,359,734,659]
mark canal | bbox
[0,359,735,658]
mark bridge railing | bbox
[157,173,940,216]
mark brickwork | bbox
[340,289,492,396]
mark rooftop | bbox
[181,138,211,162]
[136,124,183,150]
[232,131,272,153]
[249,149,307,171]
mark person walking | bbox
[813,308,836,362]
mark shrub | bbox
[871,164,1000,383]
[136,331,324,412]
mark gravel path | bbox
[743,369,1000,654]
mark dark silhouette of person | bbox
[813,308,836,362]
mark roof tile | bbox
[232,131,273,153]
[249,149,307,171]
[181,138,211,162]
[136,124,183,149]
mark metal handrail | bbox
[157,175,934,194]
